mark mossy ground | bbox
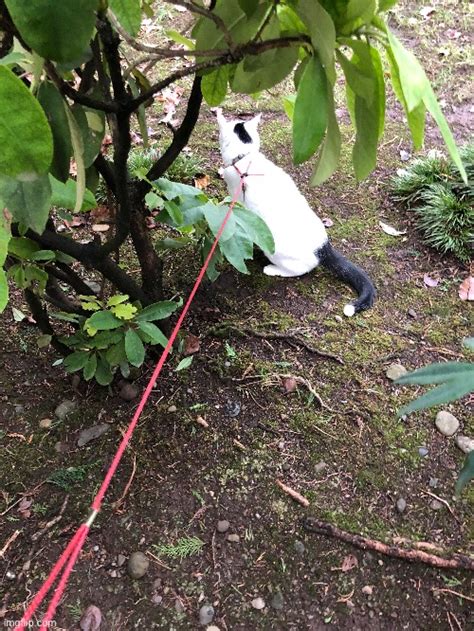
[1,1,473,629]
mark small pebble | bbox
[418,446,429,458]
[396,498,407,514]
[13,404,25,416]
[54,399,77,420]
[225,400,241,417]
[386,363,407,381]
[251,597,265,610]
[127,552,149,579]
[294,541,305,554]
[207,627,221,631]
[362,585,374,596]
[430,499,443,511]
[6,570,16,581]
[167,405,177,413]
[314,461,327,473]
[335,315,343,323]
[109,569,118,578]
[77,423,109,447]
[152,594,163,605]
[199,605,215,625]
[39,418,53,429]
[455,435,474,454]
[227,534,240,543]
[407,308,417,319]
[429,477,439,488]
[224,361,231,368]
[217,520,230,533]
[117,554,126,567]
[435,411,459,437]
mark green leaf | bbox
[232,46,298,94]
[345,0,376,24]
[175,356,193,372]
[166,29,195,50]
[95,356,114,386]
[72,105,106,169]
[64,103,86,213]
[283,94,296,121]
[5,0,97,63]
[83,352,98,381]
[24,264,48,294]
[0,173,52,234]
[37,81,72,183]
[295,0,336,84]
[0,51,29,67]
[232,206,275,253]
[379,0,398,10]
[109,0,142,37]
[396,362,474,386]
[30,249,56,262]
[201,236,222,281]
[125,328,145,367]
[64,350,90,372]
[455,451,474,497]
[195,2,268,51]
[163,200,184,225]
[386,29,466,183]
[336,50,374,103]
[0,66,53,178]
[107,294,129,307]
[86,311,123,331]
[137,321,168,348]
[8,237,40,259]
[0,211,10,312]
[37,333,52,348]
[111,302,137,320]
[202,66,229,106]
[238,0,258,16]
[311,82,341,185]
[105,340,126,366]
[135,300,180,322]
[202,203,236,242]
[50,176,96,211]
[155,178,202,200]
[293,55,328,164]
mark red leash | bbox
[19,178,244,627]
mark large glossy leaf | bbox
[0,174,52,234]
[5,0,97,63]
[37,81,72,183]
[202,203,236,242]
[72,105,106,169]
[194,1,267,51]
[238,0,259,16]
[455,451,474,497]
[232,206,275,254]
[396,362,474,385]
[386,29,467,182]
[135,300,180,322]
[293,55,328,164]
[86,311,123,331]
[109,0,141,37]
[0,66,53,178]
[125,328,145,367]
[64,350,90,372]
[295,0,336,83]
[95,356,114,385]
[311,82,341,185]
[50,176,97,211]
[64,103,86,213]
[202,66,229,106]
[137,321,168,348]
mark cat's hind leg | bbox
[263,256,315,277]
[263,264,297,277]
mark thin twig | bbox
[0,530,21,557]
[146,550,172,571]
[433,588,474,603]
[31,495,69,542]
[112,454,137,510]
[303,518,474,570]
[421,491,461,524]
[276,480,309,507]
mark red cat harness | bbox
[231,157,264,200]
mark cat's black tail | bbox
[316,241,376,316]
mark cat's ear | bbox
[247,113,262,129]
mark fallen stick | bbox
[302,518,474,571]
[432,588,474,603]
[276,480,309,507]
[0,529,21,557]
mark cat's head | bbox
[215,109,261,165]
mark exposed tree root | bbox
[303,518,474,571]
[207,323,344,364]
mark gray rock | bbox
[85,280,101,294]
[314,461,327,473]
[127,552,149,579]
[386,364,407,381]
[39,418,53,429]
[294,541,305,554]
[396,498,407,514]
[217,520,230,533]
[225,400,241,417]
[119,382,139,401]
[418,446,429,458]
[14,403,25,416]
[152,594,163,605]
[167,404,177,413]
[429,477,439,488]
[117,554,126,567]
[77,423,109,447]
[271,590,284,610]
[362,585,374,596]
[54,399,77,420]
[435,411,459,436]
[455,435,474,454]
[407,309,417,319]
[227,534,240,543]
[430,499,443,511]
[199,605,215,625]
[251,597,265,610]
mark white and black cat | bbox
[216,109,376,316]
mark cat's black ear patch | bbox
[234,122,252,144]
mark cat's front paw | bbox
[263,264,284,277]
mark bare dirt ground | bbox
[1,2,472,629]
